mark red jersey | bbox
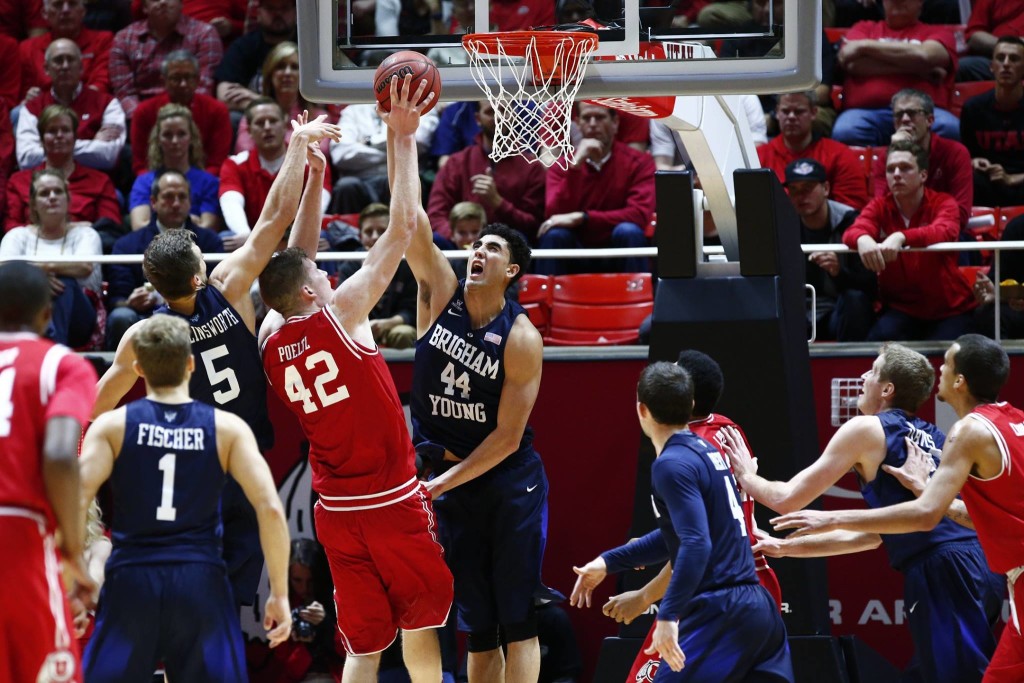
[0,333,97,527]
[261,307,416,499]
[690,413,782,607]
[960,402,1024,575]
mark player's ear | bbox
[186,354,195,374]
[131,359,145,380]
[506,263,520,280]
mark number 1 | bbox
[156,453,177,521]
[0,368,14,437]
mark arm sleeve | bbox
[109,33,137,118]
[600,529,671,574]
[14,105,43,171]
[653,456,713,622]
[73,98,126,171]
[843,197,884,248]
[220,190,251,235]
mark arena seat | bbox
[847,146,875,195]
[517,274,552,335]
[824,27,848,45]
[951,81,994,118]
[545,273,654,345]
[999,205,1024,233]
[321,213,361,229]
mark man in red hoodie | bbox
[844,139,975,341]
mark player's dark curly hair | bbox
[0,261,51,327]
[676,350,724,417]
[481,223,531,284]
[143,229,201,301]
[638,361,694,426]
[259,247,309,314]
[952,334,1009,403]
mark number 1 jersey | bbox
[261,306,416,498]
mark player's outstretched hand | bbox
[290,111,342,144]
[645,620,685,672]
[771,509,836,537]
[264,594,293,648]
[569,556,608,609]
[603,589,650,624]
[378,74,433,137]
[720,426,756,479]
[750,527,788,558]
[882,437,934,498]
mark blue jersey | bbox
[108,399,225,570]
[860,410,978,569]
[156,286,272,451]
[653,430,759,622]
[411,282,534,459]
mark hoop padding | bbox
[462,31,599,169]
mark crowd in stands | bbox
[0,0,1023,359]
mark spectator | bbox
[539,102,655,275]
[0,35,21,112]
[960,38,1024,209]
[374,0,445,36]
[833,0,959,146]
[489,0,553,31]
[128,103,221,230]
[783,158,875,341]
[19,0,113,98]
[129,0,249,43]
[0,102,12,223]
[844,140,975,341]
[0,0,45,40]
[427,100,545,244]
[759,91,869,209]
[233,41,329,156]
[16,39,126,172]
[443,200,484,277]
[0,168,101,347]
[333,203,418,349]
[219,98,331,249]
[110,0,222,119]
[6,104,121,232]
[870,88,972,228]
[972,216,1024,339]
[215,0,297,112]
[696,0,753,31]
[958,0,1024,82]
[130,49,231,176]
[328,101,437,214]
[429,101,478,168]
[105,169,222,349]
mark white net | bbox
[462,32,598,170]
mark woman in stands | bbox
[0,169,102,348]
[128,103,221,230]
[233,41,330,156]
[4,105,122,233]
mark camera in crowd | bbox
[291,608,315,642]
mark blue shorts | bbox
[432,448,548,639]
[655,583,792,683]
[83,562,246,683]
[221,476,264,607]
[903,540,1005,683]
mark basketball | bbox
[373,51,441,114]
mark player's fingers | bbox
[412,77,430,107]
[643,643,658,656]
[267,623,290,648]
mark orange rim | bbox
[462,31,598,85]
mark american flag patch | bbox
[484,332,502,344]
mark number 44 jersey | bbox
[260,306,417,498]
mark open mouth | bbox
[470,261,484,275]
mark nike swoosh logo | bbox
[448,309,461,317]
[908,601,918,614]
[526,484,538,492]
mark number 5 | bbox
[200,345,240,404]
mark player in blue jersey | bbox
[721,343,1004,683]
[79,315,292,682]
[404,164,546,678]
[573,361,792,681]
[91,113,341,607]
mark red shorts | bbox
[984,583,1024,683]
[314,480,453,655]
[0,510,82,683]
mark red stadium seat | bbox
[999,206,1024,234]
[830,85,844,111]
[322,213,361,229]
[545,274,654,345]
[518,274,552,335]
[848,146,875,195]
[951,81,994,118]
[824,27,848,45]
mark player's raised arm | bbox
[212,114,341,304]
[93,322,144,418]
[217,410,292,647]
[287,141,329,260]
[331,75,432,330]
[424,317,543,497]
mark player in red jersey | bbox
[0,260,98,683]
[774,334,1024,683]
[572,350,781,683]
[258,76,452,683]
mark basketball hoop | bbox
[462,30,599,169]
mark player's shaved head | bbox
[878,343,935,412]
[0,262,52,332]
[638,361,694,426]
[676,350,724,417]
[133,316,193,388]
[259,247,309,314]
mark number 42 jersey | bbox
[261,306,417,498]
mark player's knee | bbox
[467,627,502,653]
[502,615,539,644]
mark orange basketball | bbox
[373,51,441,113]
